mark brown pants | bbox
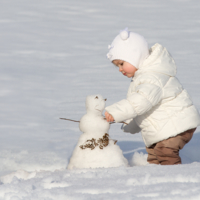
[146,128,196,165]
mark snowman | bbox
[67,94,128,169]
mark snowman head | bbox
[86,94,107,114]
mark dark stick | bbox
[109,121,128,125]
[60,118,80,123]
[59,117,128,125]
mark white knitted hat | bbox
[107,28,149,69]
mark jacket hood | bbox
[136,43,177,77]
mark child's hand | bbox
[105,111,114,122]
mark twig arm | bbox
[103,117,128,125]
[59,117,128,125]
[60,118,80,123]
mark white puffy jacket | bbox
[105,43,200,147]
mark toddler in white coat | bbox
[105,28,200,165]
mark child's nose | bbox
[119,67,123,72]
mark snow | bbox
[1,0,200,199]
[1,163,200,199]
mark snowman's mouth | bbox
[95,104,102,112]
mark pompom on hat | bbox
[107,28,149,69]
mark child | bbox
[105,28,200,165]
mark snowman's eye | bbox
[95,96,98,99]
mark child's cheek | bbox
[124,65,135,73]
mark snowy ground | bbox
[1,0,200,199]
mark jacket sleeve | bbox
[105,81,163,123]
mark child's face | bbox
[112,60,137,78]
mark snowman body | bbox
[67,95,128,169]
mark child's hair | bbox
[107,28,149,69]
